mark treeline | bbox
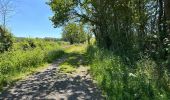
[15,37,61,42]
[48,0,170,99]
[0,25,63,53]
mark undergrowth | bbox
[87,45,170,100]
[0,39,65,91]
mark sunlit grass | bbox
[59,65,76,73]
[64,44,87,54]
[10,63,49,81]
[59,44,87,74]
[0,41,66,91]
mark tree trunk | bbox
[164,0,170,34]
[164,0,170,69]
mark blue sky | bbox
[8,0,62,38]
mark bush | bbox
[87,45,170,99]
[45,50,65,63]
[0,40,65,90]
[0,27,13,52]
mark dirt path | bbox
[0,56,104,100]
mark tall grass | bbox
[87,45,170,99]
[0,39,65,90]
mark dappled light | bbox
[0,51,103,100]
[0,0,170,99]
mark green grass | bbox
[86,45,170,100]
[2,42,168,100]
[59,65,76,73]
[64,44,87,53]
[0,40,66,91]
[59,44,88,74]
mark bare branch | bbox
[0,0,15,28]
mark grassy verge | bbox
[86,45,170,100]
[0,41,65,91]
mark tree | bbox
[62,23,87,44]
[48,0,135,50]
[164,0,170,34]
[0,0,15,52]
[0,25,13,52]
[48,0,170,63]
[0,0,15,29]
[164,0,170,68]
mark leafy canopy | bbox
[62,23,87,44]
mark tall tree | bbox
[164,0,170,34]
[48,0,170,63]
[0,0,15,52]
[0,0,15,29]
[48,0,135,50]
[62,23,87,44]
[164,0,170,67]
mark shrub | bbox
[0,40,65,90]
[87,45,170,99]
[45,50,65,63]
[0,26,13,52]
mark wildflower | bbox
[129,73,136,77]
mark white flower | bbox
[153,35,157,38]
[129,73,136,77]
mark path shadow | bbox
[0,57,104,100]
[62,52,89,68]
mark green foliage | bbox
[0,39,65,90]
[48,0,169,65]
[62,23,87,44]
[47,0,170,98]
[59,44,88,74]
[0,26,13,52]
[45,50,65,63]
[59,65,76,73]
[47,0,77,27]
[44,37,61,42]
[87,45,170,99]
